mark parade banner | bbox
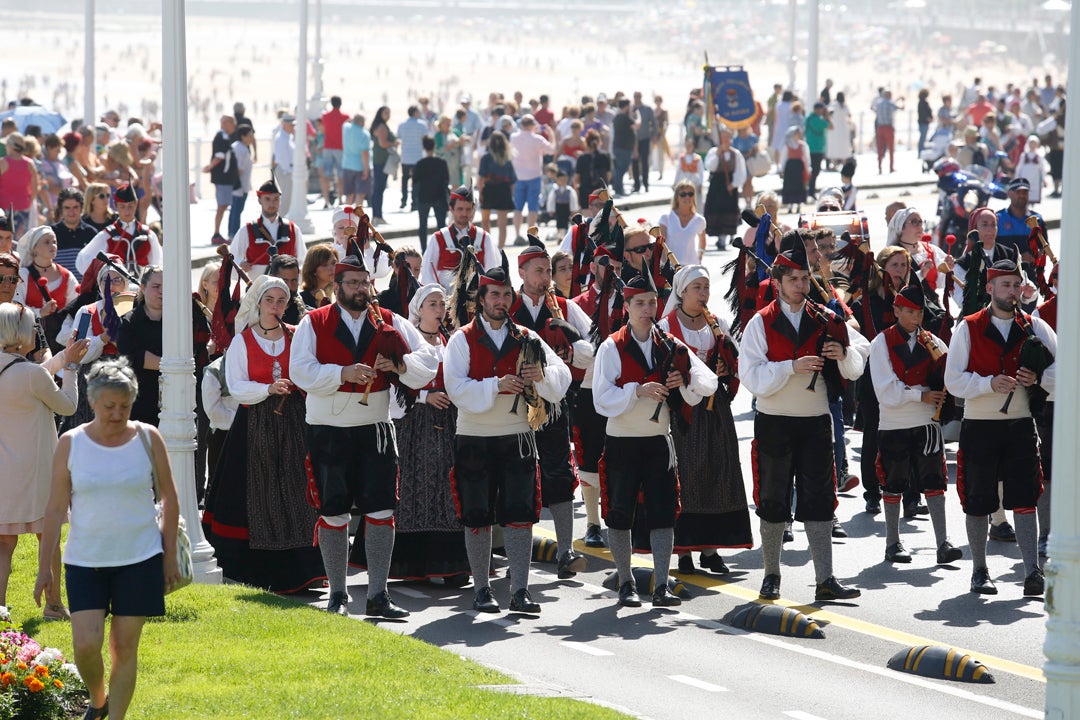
[704,65,761,130]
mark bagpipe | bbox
[211,245,252,353]
[1000,302,1054,415]
[506,314,549,430]
[448,243,481,330]
[701,306,739,406]
[587,254,627,348]
[649,321,692,425]
[359,298,410,407]
[378,250,420,318]
[1026,216,1057,300]
[960,231,994,317]
[913,327,953,423]
[723,208,776,339]
[803,298,849,401]
[539,283,583,361]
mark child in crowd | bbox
[545,170,578,239]
[840,157,857,211]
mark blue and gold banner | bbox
[704,66,761,130]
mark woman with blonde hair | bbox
[300,242,339,309]
[478,131,516,248]
[81,182,117,233]
[659,180,707,265]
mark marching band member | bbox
[291,254,438,617]
[420,186,500,292]
[228,176,307,276]
[15,226,78,352]
[75,183,162,277]
[330,207,391,282]
[443,267,571,614]
[593,271,715,608]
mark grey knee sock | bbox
[1013,512,1040,576]
[503,525,533,594]
[364,520,395,599]
[883,497,901,546]
[650,528,674,592]
[608,528,634,586]
[927,494,948,547]
[550,501,575,557]
[318,525,350,597]
[966,515,989,569]
[760,520,785,576]
[804,520,834,584]
[464,527,492,590]
[1037,483,1051,540]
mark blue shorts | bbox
[65,553,166,617]
[319,149,344,175]
[513,176,542,213]
[214,183,234,207]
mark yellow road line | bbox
[532,526,1046,683]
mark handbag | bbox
[383,147,401,179]
[137,423,194,594]
[746,150,770,178]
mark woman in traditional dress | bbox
[202,275,325,593]
[646,265,752,574]
[703,128,747,251]
[780,126,811,213]
[350,284,469,585]
[15,226,78,353]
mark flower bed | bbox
[0,607,86,720]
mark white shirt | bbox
[76,222,163,276]
[704,147,748,188]
[944,313,1056,420]
[740,301,869,417]
[657,211,707,266]
[201,360,238,432]
[229,214,308,276]
[420,224,501,291]
[868,328,948,430]
[15,266,78,316]
[225,330,288,405]
[444,315,572,437]
[273,127,294,173]
[592,326,716,436]
[289,304,437,427]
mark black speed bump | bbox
[887,646,995,684]
[601,568,692,599]
[731,604,825,639]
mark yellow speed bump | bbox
[887,645,995,684]
[732,603,825,639]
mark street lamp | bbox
[290,0,314,234]
[307,0,325,119]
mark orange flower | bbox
[15,661,27,670]
[33,665,49,677]
[53,679,64,689]
[0,671,14,686]
[23,676,45,692]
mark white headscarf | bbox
[17,226,55,269]
[661,264,709,318]
[408,283,445,326]
[235,275,289,332]
[887,207,918,246]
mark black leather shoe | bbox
[509,588,541,614]
[903,501,928,518]
[815,576,861,602]
[936,541,963,565]
[557,550,587,579]
[618,580,642,607]
[584,524,606,548]
[677,554,696,574]
[365,590,410,619]
[473,587,500,613]
[1023,568,1045,597]
[885,542,912,563]
[699,553,730,575]
[970,567,998,595]
[652,585,682,607]
[989,521,1016,542]
[865,497,882,514]
[832,516,848,539]
[782,522,795,543]
[326,591,350,616]
[759,573,781,600]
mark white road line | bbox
[393,587,430,599]
[562,641,614,657]
[466,610,514,627]
[784,711,830,720]
[667,675,728,692]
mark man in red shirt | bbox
[533,94,555,132]
[320,95,349,208]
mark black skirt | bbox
[705,171,740,236]
[781,158,807,204]
[481,181,514,211]
[202,394,326,593]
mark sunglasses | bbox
[97,193,109,199]
[0,276,19,285]
[677,192,695,198]
[626,244,653,255]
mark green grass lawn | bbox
[5,537,627,720]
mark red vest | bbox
[88,302,118,356]
[305,303,398,393]
[572,285,600,316]
[462,318,527,393]
[245,218,298,265]
[435,226,487,271]
[1037,296,1057,331]
[883,325,933,387]
[241,326,291,384]
[105,221,153,268]
[610,324,665,387]
[759,301,827,362]
[964,307,1027,377]
[23,266,73,310]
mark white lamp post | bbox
[289,0,314,234]
[84,0,94,128]
[161,0,221,584]
[307,0,325,119]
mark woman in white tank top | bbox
[34,357,180,720]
